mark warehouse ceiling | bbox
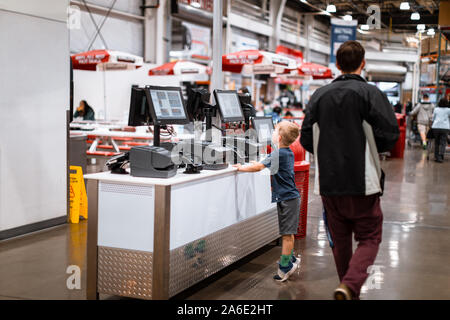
[288,0,439,33]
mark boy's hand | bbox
[233,163,242,171]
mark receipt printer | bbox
[130,146,177,178]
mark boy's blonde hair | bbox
[277,121,300,146]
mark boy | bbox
[234,121,301,282]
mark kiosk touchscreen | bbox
[252,117,274,144]
[213,90,244,122]
[145,86,189,125]
[128,85,151,126]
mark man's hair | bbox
[336,41,365,73]
[277,121,300,146]
[423,94,429,99]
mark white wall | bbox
[0,1,69,231]
[73,64,205,121]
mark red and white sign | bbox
[276,45,304,65]
[71,50,143,71]
[222,50,297,74]
[149,60,211,76]
[296,62,333,79]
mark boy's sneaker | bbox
[291,255,301,266]
[273,262,298,282]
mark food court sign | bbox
[330,18,357,64]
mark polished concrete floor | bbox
[0,148,449,300]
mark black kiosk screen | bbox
[214,90,244,122]
[149,89,187,120]
[252,117,274,143]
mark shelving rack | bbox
[419,26,450,102]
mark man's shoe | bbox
[273,262,298,282]
[334,283,353,300]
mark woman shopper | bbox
[410,94,434,149]
[431,98,450,163]
[74,100,95,121]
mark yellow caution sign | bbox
[69,166,88,223]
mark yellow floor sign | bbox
[69,166,88,223]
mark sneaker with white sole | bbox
[291,255,301,266]
[273,261,298,282]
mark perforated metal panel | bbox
[100,182,153,196]
[98,246,153,299]
[169,209,279,297]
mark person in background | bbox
[238,86,250,95]
[405,100,413,114]
[394,102,403,114]
[431,98,450,163]
[300,41,399,300]
[74,100,95,121]
[284,111,294,119]
[272,106,283,123]
[234,121,301,282]
[410,94,434,149]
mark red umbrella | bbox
[222,50,297,74]
[71,50,143,71]
[149,60,210,76]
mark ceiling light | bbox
[300,0,308,3]
[343,15,352,21]
[411,12,420,20]
[361,24,370,30]
[326,4,336,13]
[427,28,435,35]
[400,2,410,10]
[417,24,425,31]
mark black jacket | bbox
[300,74,399,196]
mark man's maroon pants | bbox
[321,194,383,298]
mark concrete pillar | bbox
[144,0,167,64]
[268,0,286,51]
[304,15,314,62]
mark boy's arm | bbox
[234,161,265,172]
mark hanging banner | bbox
[330,18,358,64]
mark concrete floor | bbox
[0,148,449,300]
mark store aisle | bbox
[0,148,448,300]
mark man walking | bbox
[300,41,399,300]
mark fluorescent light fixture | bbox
[400,2,410,10]
[343,15,352,21]
[427,28,435,35]
[190,2,201,8]
[417,24,425,31]
[300,0,308,3]
[411,12,420,20]
[360,24,370,30]
[326,4,336,13]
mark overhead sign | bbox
[330,18,358,64]
[178,0,213,12]
[182,21,211,60]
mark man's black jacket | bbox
[300,74,399,196]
